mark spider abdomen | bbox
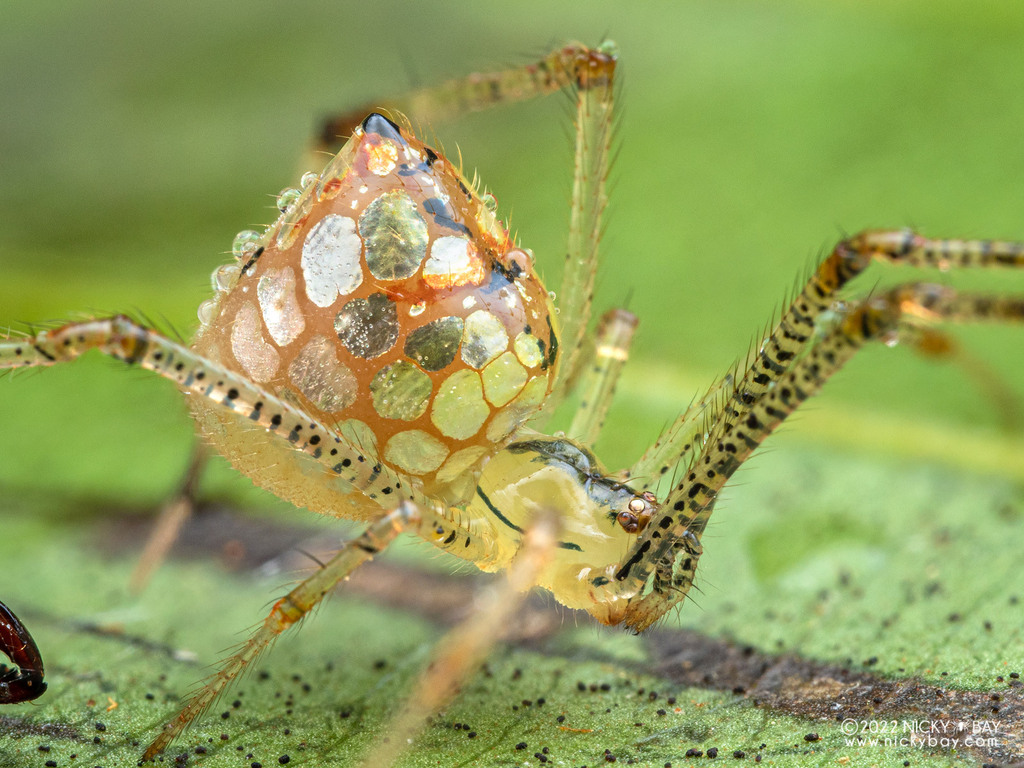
[192,114,557,507]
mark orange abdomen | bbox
[193,114,557,504]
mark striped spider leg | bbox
[613,232,1024,631]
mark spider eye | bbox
[616,510,639,533]
[617,496,654,534]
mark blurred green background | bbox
[1,2,1023,766]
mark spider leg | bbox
[540,44,617,416]
[128,440,208,594]
[567,308,637,447]
[627,371,736,492]
[358,509,559,768]
[313,43,616,157]
[0,317,496,561]
[141,502,420,761]
[0,317,404,500]
[0,316,519,755]
[613,230,1024,631]
[712,230,1024,446]
[632,231,1024,490]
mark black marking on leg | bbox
[32,345,55,362]
[616,540,650,581]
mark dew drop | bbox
[232,230,261,261]
[211,263,241,293]
[300,171,319,189]
[276,187,301,213]
[197,298,218,327]
[408,301,426,317]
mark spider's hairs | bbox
[669,260,836,481]
[0,310,188,386]
[626,283,805,626]
[3,308,186,341]
[641,246,889,629]
[0,321,52,383]
[175,533,366,735]
[634,362,739,494]
[532,70,622,410]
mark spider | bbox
[1,41,1023,763]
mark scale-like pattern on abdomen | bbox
[196,114,558,496]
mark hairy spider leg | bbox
[0,600,46,704]
[0,317,506,752]
[710,231,1024,449]
[616,231,1024,630]
[546,44,616,415]
[143,502,420,761]
[630,232,1024,487]
[360,509,559,768]
[568,308,638,447]
[627,372,736,492]
[315,43,616,165]
[128,441,207,594]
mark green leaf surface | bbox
[1,446,1021,767]
[2,2,1023,767]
